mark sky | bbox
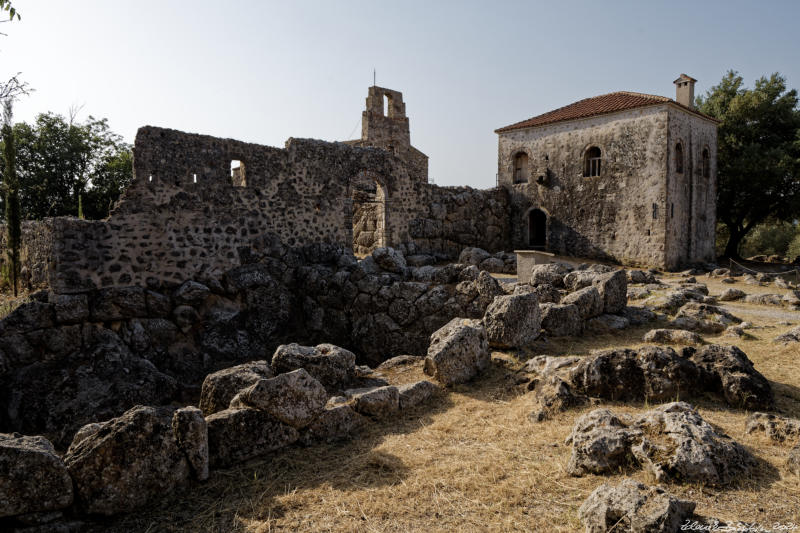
[1,0,799,188]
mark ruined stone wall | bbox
[0,219,55,291]
[403,185,511,259]
[665,108,717,267]
[498,106,670,267]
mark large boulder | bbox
[171,406,209,481]
[64,406,191,515]
[689,344,774,410]
[643,328,704,346]
[774,325,800,343]
[719,288,746,301]
[789,443,800,475]
[579,479,696,533]
[230,369,328,428]
[540,303,582,337]
[745,412,800,443]
[458,247,491,266]
[530,263,567,287]
[298,404,367,446]
[482,293,541,348]
[671,302,741,334]
[398,380,440,410]
[567,403,754,485]
[631,402,755,485]
[528,374,587,422]
[371,247,407,274]
[585,314,630,334]
[205,407,299,468]
[0,434,73,518]
[592,270,628,314]
[424,318,490,386]
[347,386,400,418]
[199,360,274,415]
[172,280,210,307]
[565,409,642,475]
[561,286,603,319]
[271,343,357,392]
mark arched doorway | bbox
[528,209,547,250]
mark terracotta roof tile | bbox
[495,91,716,133]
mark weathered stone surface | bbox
[789,443,800,475]
[671,302,741,334]
[565,409,641,475]
[593,270,628,314]
[689,344,774,410]
[376,355,424,370]
[272,343,356,392]
[398,380,440,410]
[347,386,400,418]
[622,305,657,325]
[64,405,190,515]
[523,355,581,377]
[643,328,704,346]
[424,318,490,386]
[540,303,582,337]
[90,287,147,322]
[585,314,630,333]
[530,263,567,287]
[783,291,800,306]
[458,247,491,266]
[205,407,299,468]
[52,294,89,324]
[745,412,800,443]
[372,247,407,274]
[199,360,274,415]
[482,292,541,348]
[719,288,746,301]
[172,280,210,307]
[171,406,209,481]
[298,404,367,446]
[230,369,328,428]
[561,286,603,319]
[631,402,754,485]
[528,375,587,422]
[0,434,73,518]
[744,293,783,306]
[579,478,696,533]
[774,325,800,343]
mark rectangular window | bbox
[671,203,674,218]
[652,203,658,219]
[588,157,601,177]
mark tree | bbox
[0,112,132,220]
[696,71,800,258]
[2,101,20,295]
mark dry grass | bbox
[99,273,800,532]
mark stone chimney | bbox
[673,74,697,109]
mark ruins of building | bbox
[496,74,718,269]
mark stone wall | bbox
[0,219,55,291]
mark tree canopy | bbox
[696,70,800,258]
[0,112,132,220]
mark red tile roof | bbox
[495,91,717,133]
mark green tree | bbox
[697,70,800,258]
[0,112,132,220]
[2,101,20,295]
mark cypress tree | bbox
[2,103,20,296]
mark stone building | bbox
[495,74,718,269]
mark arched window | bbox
[702,148,710,178]
[584,146,601,177]
[675,143,684,174]
[513,152,529,183]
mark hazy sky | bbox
[2,0,798,188]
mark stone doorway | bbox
[528,209,547,250]
[350,171,387,257]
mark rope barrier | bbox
[728,257,800,280]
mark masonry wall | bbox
[0,219,55,291]
[498,106,670,268]
[664,108,718,267]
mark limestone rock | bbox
[744,293,783,306]
[0,434,73,518]
[530,263,567,287]
[171,406,209,481]
[622,306,657,325]
[689,344,774,410]
[628,269,657,284]
[347,386,400,418]
[585,314,630,334]
[774,325,800,343]
[523,355,581,378]
[540,303,582,337]
[64,405,190,515]
[565,409,641,475]
[298,404,367,446]
[230,368,328,428]
[719,288,746,301]
[745,412,800,443]
[372,247,407,273]
[172,280,210,307]
[592,270,628,314]
[643,328,704,346]
[783,291,800,306]
[789,443,800,475]
[671,302,741,334]
[398,380,440,410]
[528,375,587,422]
[561,286,603,319]
[631,402,755,485]
[482,292,541,348]
[272,343,357,392]
[579,478,696,533]
[199,360,273,415]
[458,247,491,266]
[424,318,490,386]
[205,407,299,468]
